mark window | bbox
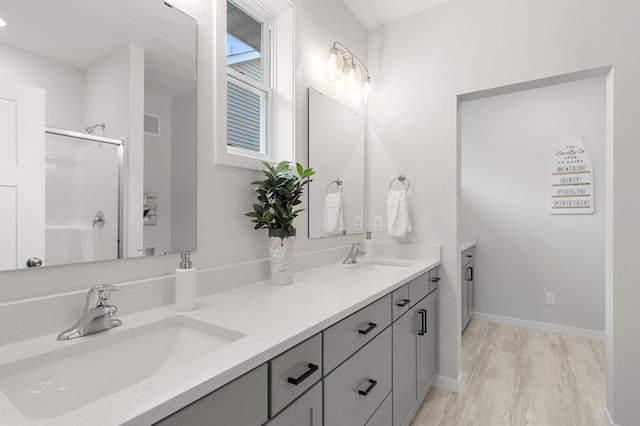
[214,0,294,169]
[226,1,270,157]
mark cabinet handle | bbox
[431,277,440,282]
[358,379,378,396]
[396,299,410,307]
[287,363,319,385]
[465,254,473,258]
[421,308,428,333]
[466,267,473,281]
[358,322,377,335]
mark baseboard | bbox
[605,407,622,426]
[472,312,605,341]
[434,370,463,393]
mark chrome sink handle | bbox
[87,284,120,308]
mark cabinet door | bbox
[461,269,468,332]
[266,381,322,426]
[155,364,268,426]
[392,308,419,426]
[418,291,438,398]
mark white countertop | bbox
[460,241,476,252]
[0,254,440,425]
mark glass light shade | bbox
[0,17,7,27]
[346,61,361,94]
[362,76,371,104]
[326,47,343,81]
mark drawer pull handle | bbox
[397,299,410,307]
[466,254,473,258]
[358,322,377,335]
[431,277,441,282]
[287,363,319,385]
[358,379,378,396]
[418,309,427,335]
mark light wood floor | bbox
[411,320,606,426]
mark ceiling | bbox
[0,0,196,98]
[340,0,453,30]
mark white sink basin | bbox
[347,259,412,274]
[0,316,246,420]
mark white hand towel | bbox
[387,190,412,238]
[323,192,344,234]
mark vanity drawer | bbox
[365,392,392,426]
[269,333,322,416]
[408,272,430,305]
[392,284,410,321]
[462,247,474,267]
[429,267,440,293]
[324,327,392,426]
[323,294,391,373]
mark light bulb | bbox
[326,47,343,81]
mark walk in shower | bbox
[44,127,122,266]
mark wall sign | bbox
[549,135,593,214]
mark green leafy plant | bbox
[245,161,315,238]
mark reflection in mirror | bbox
[0,0,197,271]
[308,88,365,239]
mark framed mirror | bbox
[308,88,365,239]
[0,0,197,271]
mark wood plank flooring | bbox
[411,320,606,426]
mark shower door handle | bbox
[26,257,43,267]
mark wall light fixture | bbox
[325,42,372,103]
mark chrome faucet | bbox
[343,243,367,264]
[57,284,122,340]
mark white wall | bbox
[368,0,639,423]
[144,91,173,254]
[0,44,83,130]
[460,76,605,333]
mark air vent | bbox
[144,113,161,137]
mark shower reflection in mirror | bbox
[45,128,122,266]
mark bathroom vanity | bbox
[461,242,475,332]
[0,249,440,426]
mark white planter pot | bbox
[268,229,296,285]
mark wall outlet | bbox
[354,216,363,232]
[545,292,555,305]
[373,216,384,232]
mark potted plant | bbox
[246,161,315,285]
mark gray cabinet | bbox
[324,327,392,426]
[365,392,392,426]
[155,364,268,426]
[266,381,322,426]
[392,306,419,426]
[323,294,391,373]
[417,290,438,396]
[461,247,474,332]
[270,334,322,417]
[392,288,439,426]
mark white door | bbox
[0,81,45,270]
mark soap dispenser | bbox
[175,251,197,311]
[363,231,374,260]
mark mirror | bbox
[0,0,197,271]
[308,88,365,239]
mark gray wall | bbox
[460,76,605,333]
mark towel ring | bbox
[389,174,410,191]
[326,178,343,194]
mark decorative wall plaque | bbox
[549,135,593,214]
